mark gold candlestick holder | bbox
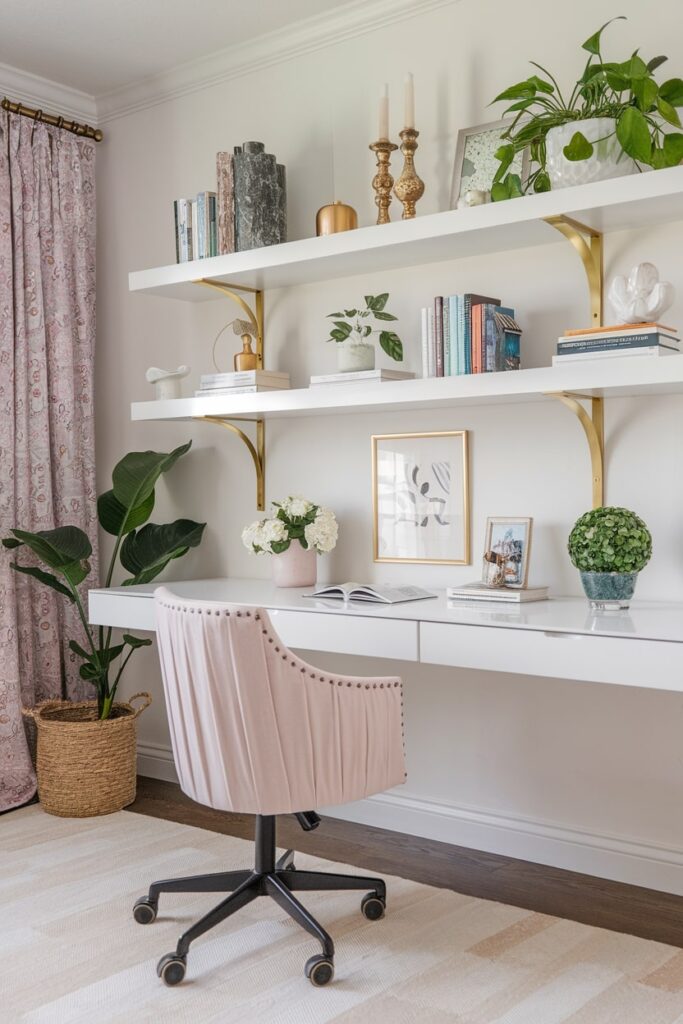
[394,127,424,219]
[369,138,398,225]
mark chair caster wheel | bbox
[305,954,334,986]
[133,897,157,924]
[361,892,386,921]
[157,953,187,986]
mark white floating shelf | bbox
[131,356,683,422]
[128,167,683,300]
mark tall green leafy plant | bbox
[325,294,403,361]
[2,442,205,719]
[491,16,683,199]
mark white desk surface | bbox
[88,577,683,644]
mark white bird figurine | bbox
[608,263,675,324]
[145,365,190,400]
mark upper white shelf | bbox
[131,355,683,422]
[129,167,683,300]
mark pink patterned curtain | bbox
[0,112,98,812]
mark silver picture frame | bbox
[450,118,530,209]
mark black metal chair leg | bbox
[175,875,259,957]
[279,869,386,900]
[276,849,295,871]
[149,869,252,899]
[265,874,335,959]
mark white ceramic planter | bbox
[271,540,317,588]
[545,117,638,189]
[337,340,375,373]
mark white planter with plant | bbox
[491,17,683,198]
[567,506,652,609]
[325,294,403,373]
[243,497,338,588]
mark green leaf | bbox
[330,329,347,342]
[367,293,389,312]
[505,173,523,197]
[98,489,155,537]
[270,539,290,555]
[527,74,554,94]
[657,97,682,127]
[563,131,594,161]
[633,76,658,111]
[378,331,403,361]
[9,526,91,571]
[373,311,398,321]
[122,634,153,649]
[343,309,357,317]
[660,78,683,106]
[491,182,509,202]
[647,55,668,73]
[120,519,206,584]
[492,81,536,103]
[63,559,90,589]
[582,16,626,56]
[662,132,683,166]
[533,170,551,192]
[10,562,75,601]
[69,639,91,659]
[111,442,192,512]
[617,106,652,161]
[493,143,516,182]
[332,321,352,338]
[2,538,21,549]
[626,53,649,80]
[326,312,344,318]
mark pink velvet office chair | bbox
[132,588,406,987]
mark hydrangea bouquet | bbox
[242,497,338,556]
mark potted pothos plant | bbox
[567,506,652,609]
[491,16,683,199]
[3,442,205,817]
[326,293,403,372]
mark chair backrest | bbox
[154,588,406,815]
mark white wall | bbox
[96,0,683,890]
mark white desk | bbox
[89,578,683,692]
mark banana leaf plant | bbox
[2,442,205,719]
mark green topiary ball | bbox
[567,506,652,574]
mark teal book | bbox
[443,299,451,375]
[448,295,460,375]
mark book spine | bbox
[427,309,435,377]
[189,200,197,260]
[481,305,495,372]
[216,152,236,255]
[463,295,473,374]
[442,300,451,376]
[173,200,181,263]
[447,296,459,376]
[420,308,429,378]
[456,296,466,375]
[175,199,192,262]
[553,346,676,363]
[208,194,217,257]
[557,334,673,353]
[198,193,207,259]
[434,296,444,377]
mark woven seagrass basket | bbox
[24,693,151,817]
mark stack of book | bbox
[447,583,549,603]
[420,294,522,378]
[553,322,680,364]
[174,192,217,263]
[195,370,290,397]
[309,369,415,387]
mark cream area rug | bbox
[5,807,683,1024]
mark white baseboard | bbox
[137,742,683,896]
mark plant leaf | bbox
[633,76,658,111]
[111,442,192,513]
[9,526,91,570]
[563,131,594,161]
[617,106,652,162]
[122,633,153,649]
[533,170,551,192]
[527,74,554,94]
[98,489,155,537]
[2,538,21,549]
[582,16,626,56]
[647,55,668,73]
[330,329,347,342]
[10,562,75,601]
[120,519,206,584]
[657,97,682,127]
[660,78,683,106]
[371,293,389,312]
[626,53,649,80]
[492,81,536,103]
[332,321,352,337]
[373,310,398,321]
[378,331,403,361]
[343,309,357,317]
[662,132,683,166]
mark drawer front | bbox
[269,609,418,662]
[420,622,683,690]
[89,592,156,631]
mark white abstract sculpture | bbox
[608,263,675,324]
[145,365,190,400]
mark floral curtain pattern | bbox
[0,112,98,811]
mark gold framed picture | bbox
[482,516,533,588]
[372,430,470,564]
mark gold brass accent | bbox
[544,215,604,327]
[2,96,103,142]
[316,202,358,235]
[194,279,264,369]
[369,139,398,224]
[548,393,604,508]
[393,128,425,220]
[199,416,266,511]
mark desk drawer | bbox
[420,622,683,690]
[268,609,418,662]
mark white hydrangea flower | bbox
[242,520,267,553]
[304,507,338,553]
[262,518,288,545]
[281,495,313,518]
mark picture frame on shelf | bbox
[482,516,533,588]
[450,119,529,209]
[372,430,470,565]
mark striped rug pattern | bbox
[4,806,683,1023]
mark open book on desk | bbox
[303,582,437,604]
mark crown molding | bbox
[0,61,97,125]
[96,0,459,123]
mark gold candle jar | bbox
[316,201,358,236]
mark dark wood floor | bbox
[128,776,683,948]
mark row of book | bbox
[174,193,217,263]
[552,321,680,364]
[420,294,522,378]
[195,370,290,397]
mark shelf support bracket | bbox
[547,392,604,508]
[193,278,264,368]
[198,416,266,511]
[544,215,603,328]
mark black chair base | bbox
[133,814,387,987]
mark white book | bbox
[427,308,435,377]
[174,199,192,263]
[447,583,549,603]
[420,307,429,379]
[190,200,198,260]
[552,347,680,365]
[195,385,288,396]
[200,370,289,388]
[309,370,415,386]
[304,582,437,604]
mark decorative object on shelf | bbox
[242,497,338,588]
[372,431,470,565]
[568,506,652,609]
[608,263,675,324]
[394,127,425,219]
[491,17,683,198]
[233,141,286,251]
[451,120,529,209]
[210,317,259,373]
[316,201,358,236]
[369,138,398,225]
[326,293,403,373]
[482,517,533,588]
[216,151,236,254]
[145,365,190,400]
[421,293,523,377]
[173,193,217,262]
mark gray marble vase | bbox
[233,141,287,252]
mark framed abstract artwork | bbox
[482,516,533,588]
[450,119,529,208]
[372,431,470,564]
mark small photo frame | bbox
[482,517,533,588]
[372,430,470,565]
[450,119,529,209]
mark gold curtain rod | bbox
[1,97,103,142]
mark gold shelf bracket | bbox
[198,416,266,511]
[193,278,264,368]
[544,215,603,328]
[547,392,604,508]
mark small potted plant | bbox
[242,497,338,588]
[567,506,652,608]
[325,293,403,372]
[491,17,683,198]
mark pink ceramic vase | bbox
[271,540,317,588]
